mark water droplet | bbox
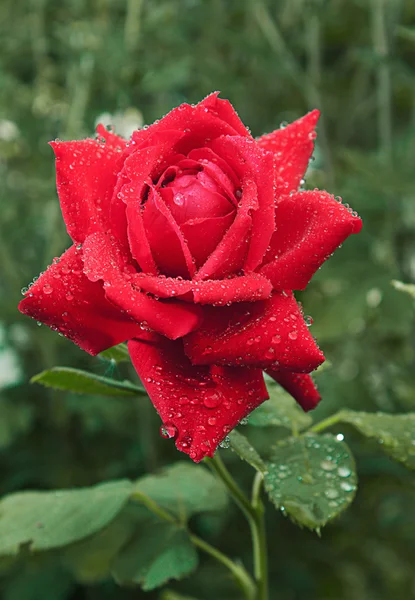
[325,488,339,499]
[304,315,313,327]
[219,436,230,449]
[65,292,74,301]
[203,391,222,409]
[208,417,217,426]
[43,284,53,295]
[336,433,344,441]
[288,331,298,340]
[174,192,185,206]
[160,423,178,439]
[340,481,355,492]
[320,460,337,471]
[337,466,351,478]
[272,334,281,344]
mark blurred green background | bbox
[1,0,415,598]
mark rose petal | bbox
[180,213,235,268]
[130,95,243,156]
[259,190,363,290]
[49,138,126,243]
[132,272,273,304]
[265,369,321,411]
[206,135,275,272]
[199,92,253,138]
[187,148,239,202]
[195,179,255,280]
[184,292,324,372]
[128,332,268,462]
[257,110,320,196]
[95,124,127,151]
[18,245,145,355]
[141,187,196,277]
[82,232,203,339]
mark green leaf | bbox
[264,434,357,530]
[249,384,312,431]
[340,410,415,469]
[0,480,133,556]
[98,343,131,363]
[228,430,267,473]
[133,463,228,519]
[112,522,198,591]
[31,367,145,397]
[62,510,138,583]
[392,280,415,300]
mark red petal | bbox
[265,369,321,411]
[199,92,252,138]
[184,292,324,372]
[128,333,268,462]
[49,138,125,243]
[257,110,319,196]
[260,190,363,290]
[82,232,203,339]
[187,148,239,201]
[195,179,255,280]
[206,135,275,272]
[95,124,127,151]
[180,213,235,269]
[18,245,145,355]
[141,188,196,278]
[130,95,243,156]
[132,272,273,304]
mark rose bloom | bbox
[19,93,361,461]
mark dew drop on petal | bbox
[160,423,178,439]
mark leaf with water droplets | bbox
[340,410,415,469]
[228,430,267,473]
[98,343,131,363]
[31,367,145,397]
[264,433,357,530]
[248,382,312,431]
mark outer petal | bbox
[266,369,321,411]
[18,246,146,355]
[257,110,319,196]
[129,93,245,155]
[184,292,324,372]
[82,232,203,339]
[199,92,252,138]
[49,138,126,243]
[128,333,268,462]
[132,272,273,304]
[260,190,363,290]
[95,124,127,150]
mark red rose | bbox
[19,93,362,462]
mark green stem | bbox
[131,490,256,599]
[308,411,345,434]
[207,454,269,600]
[190,535,256,600]
[371,0,393,164]
[251,473,268,600]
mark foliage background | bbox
[1,0,415,598]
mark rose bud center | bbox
[159,165,236,225]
